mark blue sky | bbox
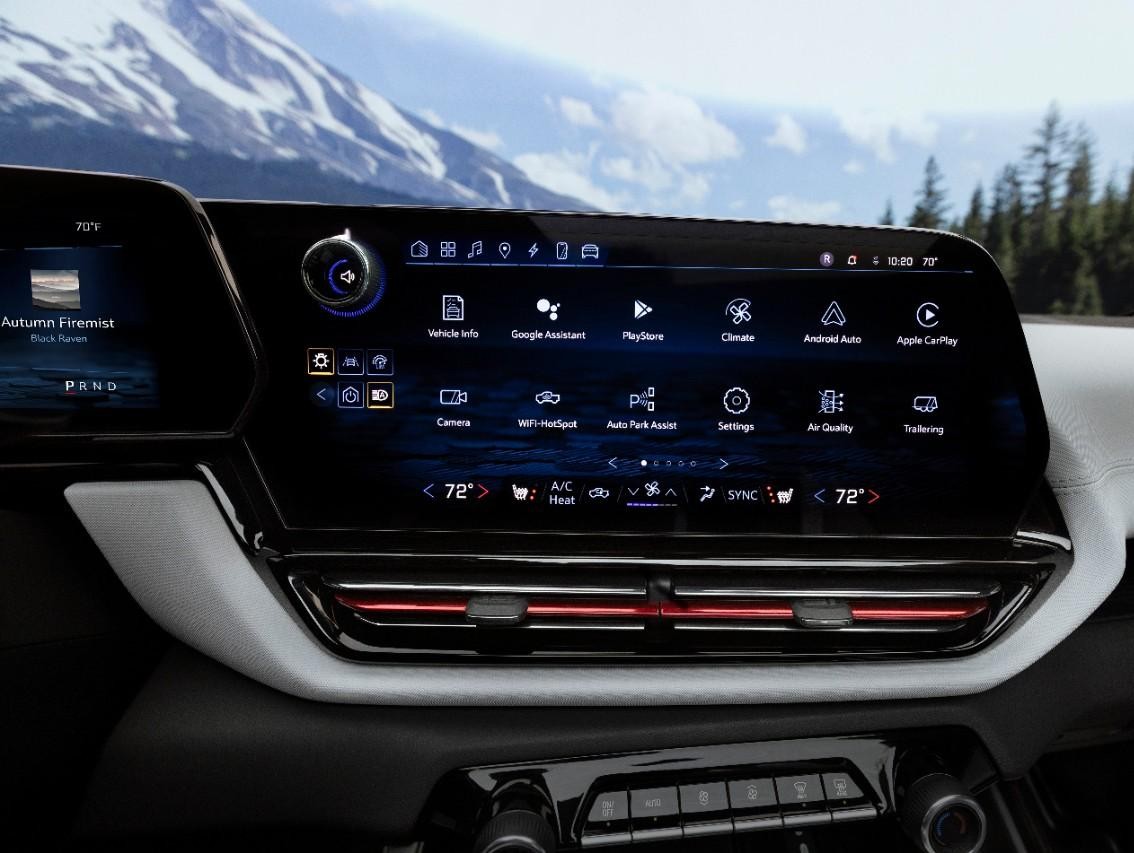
[248,0,1134,222]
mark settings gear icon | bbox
[723,386,751,415]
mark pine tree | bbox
[1056,130,1102,314]
[1016,107,1070,312]
[1106,164,1134,314]
[1026,103,1070,215]
[908,156,949,230]
[985,167,1021,292]
[1094,176,1123,312]
[961,183,985,242]
[875,104,1134,316]
[879,199,895,226]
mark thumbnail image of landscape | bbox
[30,269,81,310]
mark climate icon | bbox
[725,298,753,325]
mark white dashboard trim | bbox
[63,322,1133,705]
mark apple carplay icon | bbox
[634,299,653,319]
[916,301,940,328]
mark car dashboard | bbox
[3,165,1133,853]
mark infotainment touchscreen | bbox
[212,204,1048,538]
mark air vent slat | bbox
[284,560,1051,662]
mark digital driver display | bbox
[0,244,159,411]
[0,167,259,439]
[216,206,1047,538]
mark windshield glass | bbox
[2,0,1132,315]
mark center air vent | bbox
[281,556,1052,662]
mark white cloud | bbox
[450,123,504,151]
[417,108,504,151]
[678,172,711,204]
[323,0,362,17]
[835,110,938,163]
[843,159,865,174]
[558,96,602,128]
[767,194,842,223]
[362,0,1134,114]
[728,199,746,211]
[600,153,672,192]
[600,153,711,205]
[764,114,808,155]
[609,88,741,166]
[514,148,623,210]
[527,88,735,210]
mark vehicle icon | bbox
[913,395,939,413]
[581,243,599,259]
[534,390,561,405]
[588,486,611,500]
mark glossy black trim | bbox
[426,729,994,849]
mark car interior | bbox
[3,4,1134,853]
[4,161,1133,853]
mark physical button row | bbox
[581,771,875,847]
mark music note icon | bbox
[468,240,483,259]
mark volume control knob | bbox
[300,232,383,313]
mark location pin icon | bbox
[499,242,511,259]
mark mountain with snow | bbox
[0,0,584,209]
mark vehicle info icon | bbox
[442,294,465,321]
[913,395,939,413]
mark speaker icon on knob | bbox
[301,230,385,316]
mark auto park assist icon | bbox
[629,387,656,411]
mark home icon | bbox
[410,240,429,258]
